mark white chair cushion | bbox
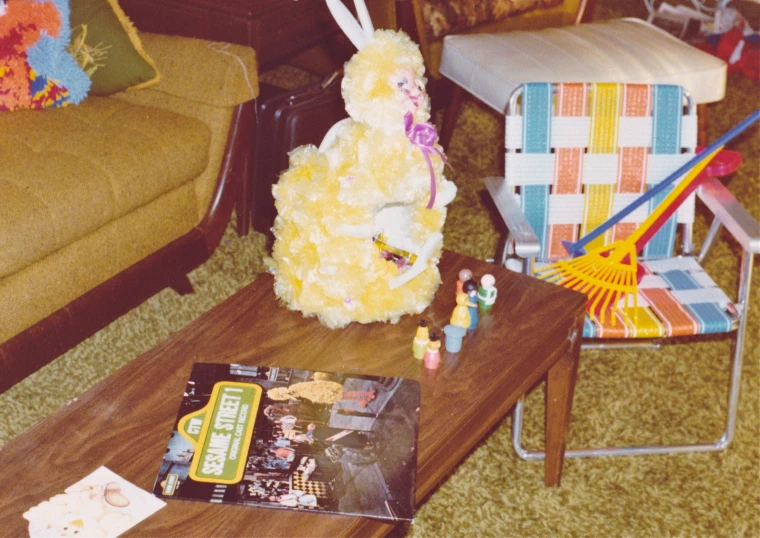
[439,18,726,113]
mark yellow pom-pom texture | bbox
[267,30,456,329]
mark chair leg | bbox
[723,250,755,446]
[698,217,723,264]
[512,251,751,461]
[439,84,465,150]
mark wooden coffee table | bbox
[0,250,585,537]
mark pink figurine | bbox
[423,333,442,369]
[456,268,472,295]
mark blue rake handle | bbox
[563,109,760,257]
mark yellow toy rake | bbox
[537,110,759,323]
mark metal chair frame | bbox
[485,83,760,458]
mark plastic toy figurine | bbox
[412,319,430,359]
[463,279,479,330]
[443,324,466,353]
[450,293,471,329]
[423,333,441,369]
[477,274,497,312]
[456,268,473,295]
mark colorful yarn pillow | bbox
[0,0,91,111]
[67,0,160,95]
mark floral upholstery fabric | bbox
[418,0,564,40]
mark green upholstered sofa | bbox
[0,33,259,392]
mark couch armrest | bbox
[138,33,259,107]
[483,176,540,259]
[697,177,760,254]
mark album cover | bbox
[154,363,420,522]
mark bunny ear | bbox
[325,0,368,50]
[353,0,374,39]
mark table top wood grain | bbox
[0,250,585,537]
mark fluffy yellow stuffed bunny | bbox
[267,0,457,329]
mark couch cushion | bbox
[0,182,202,342]
[0,96,211,278]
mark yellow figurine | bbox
[450,293,472,329]
[412,320,430,359]
[266,0,457,329]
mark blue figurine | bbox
[462,279,479,330]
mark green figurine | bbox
[478,274,497,312]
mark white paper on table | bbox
[22,466,166,538]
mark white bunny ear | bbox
[325,0,368,50]
[353,0,374,39]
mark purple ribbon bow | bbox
[405,112,448,209]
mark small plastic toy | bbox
[456,268,473,295]
[463,279,479,330]
[423,333,441,369]
[538,111,758,323]
[412,319,430,359]
[477,274,497,312]
[443,324,466,353]
[450,293,471,329]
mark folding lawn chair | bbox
[485,82,759,458]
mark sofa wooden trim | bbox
[0,101,255,394]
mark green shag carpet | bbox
[2,2,758,536]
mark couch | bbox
[0,32,259,393]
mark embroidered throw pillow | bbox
[68,0,160,95]
[0,0,91,111]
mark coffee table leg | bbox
[543,318,583,487]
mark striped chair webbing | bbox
[520,83,553,259]
[507,83,696,262]
[610,85,651,243]
[643,85,684,258]
[580,83,620,251]
[546,84,587,259]
[580,257,737,338]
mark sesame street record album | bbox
[154,363,420,522]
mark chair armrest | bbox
[138,33,259,107]
[483,176,540,259]
[697,177,760,254]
